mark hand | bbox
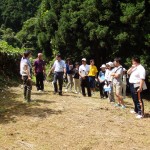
[111,73,115,76]
[34,72,36,76]
[137,87,142,92]
[28,77,31,80]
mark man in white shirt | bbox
[48,54,66,95]
[127,56,146,119]
[79,58,91,97]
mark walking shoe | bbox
[114,103,121,107]
[136,115,144,119]
[130,110,137,114]
[121,105,126,109]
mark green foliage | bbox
[0,40,24,55]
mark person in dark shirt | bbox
[73,62,81,94]
[65,58,74,92]
[34,53,46,91]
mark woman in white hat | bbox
[98,64,108,99]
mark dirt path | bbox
[0,82,150,150]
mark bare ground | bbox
[0,82,150,150]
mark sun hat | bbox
[82,58,86,61]
[100,64,106,68]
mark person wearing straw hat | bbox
[98,64,108,99]
[79,58,91,97]
[105,62,115,102]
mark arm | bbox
[25,64,31,80]
[127,66,135,75]
[137,79,144,92]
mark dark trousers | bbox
[130,83,144,116]
[80,76,91,97]
[53,72,64,94]
[23,76,32,102]
[36,72,44,90]
[99,82,108,98]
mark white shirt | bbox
[53,60,66,72]
[20,58,30,76]
[79,64,90,77]
[129,64,146,84]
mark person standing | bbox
[73,62,81,94]
[88,59,98,95]
[48,54,66,95]
[127,56,146,119]
[105,62,115,102]
[34,53,46,92]
[20,50,32,102]
[122,68,127,99]
[65,58,74,92]
[111,57,125,109]
[98,64,108,99]
[79,58,91,97]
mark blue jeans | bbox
[130,83,144,115]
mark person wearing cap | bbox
[122,68,127,99]
[79,58,91,97]
[105,62,115,102]
[98,64,108,99]
[20,50,32,102]
[73,62,81,94]
[48,54,66,95]
[127,56,146,119]
[33,53,46,92]
[65,58,74,92]
[88,59,98,95]
[111,57,125,109]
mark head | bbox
[114,57,122,67]
[106,62,114,70]
[82,58,86,65]
[38,53,43,60]
[100,64,106,71]
[56,54,61,61]
[132,56,140,66]
[75,62,79,68]
[90,59,95,66]
[66,58,71,64]
[23,50,31,58]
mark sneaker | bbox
[136,115,144,119]
[74,91,78,94]
[65,89,68,92]
[38,90,42,92]
[130,110,137,114]
[114,103,121,107]
[121,105,126,109]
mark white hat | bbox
[100,64,106,68]
[82,58,86,61]
[106,62,114,67]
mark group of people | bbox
[20,51,147,119]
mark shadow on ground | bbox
[0,89,63,124]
